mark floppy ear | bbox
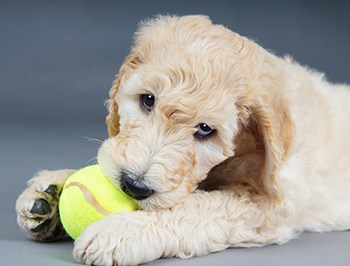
[106,52,141,136]
[252,101,294,198]
[246,94,294,200]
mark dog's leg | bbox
[16,169,76,241]
[73,190,294,265]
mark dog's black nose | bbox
[120,171,154,200]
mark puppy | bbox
[16,15,350,265]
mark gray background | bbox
[1,0,349,265]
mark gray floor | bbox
[1,123,350,266]
[1,0,350,265]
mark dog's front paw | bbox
[16,183,63,241]
[73,212,178,265]
[16,169,75,241]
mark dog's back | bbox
[278,57,350,232]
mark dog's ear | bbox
[106,52,141,136]
[251,99,293,200]
[237,87,294,200]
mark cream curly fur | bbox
[16,15,350,265]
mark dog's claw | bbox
[30,199,51,215]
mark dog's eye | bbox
[140,94,155,112]
[194,123,215,139]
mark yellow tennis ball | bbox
[59,164,137,239]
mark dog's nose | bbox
[120,171,154,200]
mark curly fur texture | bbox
[16,15,350,265]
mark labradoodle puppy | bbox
[16,15,350,265]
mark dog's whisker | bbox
[83,136,104,145]
[86,157,98,165]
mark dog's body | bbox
[16,15,350,265]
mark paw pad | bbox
[30,199,51,215]
[31,219,52,233]
[44,184,59,198]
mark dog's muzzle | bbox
[120,171,154,200]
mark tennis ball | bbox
[59,164,137,239]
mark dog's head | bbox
[98,15,293,211]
